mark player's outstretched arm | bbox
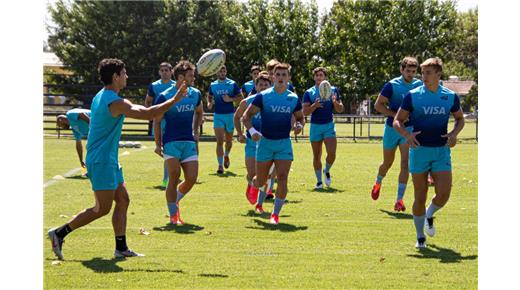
[110,82,187,120]
[193,103,204,141]
[153,115,163,157]
[75,140,85,167]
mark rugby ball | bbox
[196,49,226,77]
[319,80,332,100]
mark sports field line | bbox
[43,146,149,189]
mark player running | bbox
[48,58,187,259]
[241,64,262,96]
[154,60,203,225]
[206,65,243,174]
[303,67,344,189]
[371,57,423,211]
[393,57,465,248]
[234,72,272,213]
[243,63,305,225]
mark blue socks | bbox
[273,198,285,216]
[257,190,267,206]
[376,174,384,184]
[324,163,332,173]
[413,214,426,239]
[396,183,407,201]
[426,202,442,218]
[217,156,224,166]
[167,202,178,217]
[176,189,186,203]
[224,150,230,157]
[315,170,322,183]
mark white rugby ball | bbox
[196,49,226,77]
[319,80,332,100]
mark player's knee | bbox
[115,194,130,208]
[93,204,112,217]
[276,172,289,182]
[185,173,198,185]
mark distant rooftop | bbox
[43,52,64,67]
[443,76,476,95]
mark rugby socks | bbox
[163,164,168,183]
[413,214,426,239]
[167,202,178,217]
[396,183,407,201]
[273,198,285,216]
[324,162,333,173]
[426,202,442,218]
[315,170,322,183]
[224,150,230,157]
[376,174,384,184]
[176,189,186,203]
[55,224,73,239]
[257,189,267,206]
[269,177,275,190]
[115,235,128,252]
[217,156,224,167]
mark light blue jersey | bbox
[251,87,302,140]
[156,86,202,143]
[380,76,423,127]
[244,94,262,138]
[66,108,90,140]
[401,85,461,147]
[241,80,255,96]
[208,78,241,114]
[148,79,176,105]
[303,85,340,124]
[85,89,124,166]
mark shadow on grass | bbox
[245,219,307,232]
[61,257,185,274]
[407,244,478,263]
[208,171,239,178]
[262,198,301,204]
[312,187,344,193]
[198,273,229,278]
[65,175,88,180]
[240,210,291,219]
[151,185,166,190]
[379,209,413,220]
[153,223,204,234]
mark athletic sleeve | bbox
[147,84,155,98]
[451,94,461,112]
[288,83,295,92]
[400,92,413,112]
[72,128,82,141]
[208,84,214,96]
[380,82,393,99]
[196,90,202,107]
[105,92,122,107]
[155,94,166,105]
[251,93,263,110]
[294,98,303,112]
[333,87,341,100]
[303,91,312,104]
[232,82,241,96]
[66,111,78,121]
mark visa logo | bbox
[422,106,446,115]
[270,105,291,113]
[176,104,195,112]
[216,89,229,95]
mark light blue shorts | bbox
[383,124,413,149]
[310,121,336,142]
[163,141,198,163]
[245,137,258,158]
[86,163,124,191]
[213,113,234,133]
[409,146,452,174]
[256,137,293,162]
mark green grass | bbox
[44,137,478,289]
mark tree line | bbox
[47,0,477,111]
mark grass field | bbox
[43,137,478,289]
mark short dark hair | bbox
[255,73,272,85]
[266,59,280,71]
[250,65,261,73]
[420,57,443,73]
[173,60,195,80]
[313,67,327,76]
[159,62,172,70]
[400,56,418,69]
[273,63,291,74]
[98,58,125,85]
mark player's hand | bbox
[223,94,233,103]
[293,122,303,135]
[80,161,86,168]
[237,134,246,143]
[405,131,421,148]
[252,133,262,142]
[311,98,323,109]
[154,145,163,157]
[332,93,340,104]
[173,81,187,102]
[207,95,214,109]
[441,133,457,148]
